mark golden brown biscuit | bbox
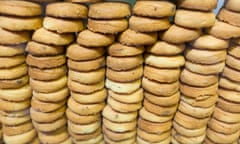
[72,134,102,144]
[3,121,33,136]
[147,41,185,56]
[161,25,201,44]
[133,1,175,18]
[173,121,206,137]
[207,20,240,39]
[129,16,170,32]
[0,75,29,89]
[103,118,136,133]
[66,108,100,125]
[175,9,215,28]
[107,66,143,82]
[228,44,240,58]
[191,35,229,50]
[66,0,102,3]
[69,127,101,141]
[0,1,42,17]
[102,105,137,123]
[33,87,68,103]
[77,30,115,47]
[144,66,180,83]
[0,16,42,31]
[68,97,105,115]
[68,120,100,134]
[32,28,74,46]
[222,66,240,83]
[71,88,106,104]
[68,79,104,94]
[185,61,225,75]
[226,54,240,71]
[38,127,69,144]
[26,54,66,69]
[177,0,217,11]
[0,98,30,112]
[137,136,171,144]
[107,55,143,71]
[0,114,31,126]
[88,2,130,19]
[0,55,25,68]
[208,118,240,134]
[181,69,218,87]
[142,77,179,96]
[207,128,240,144]
[103,125,136,141]
[108,43,144,57]
[104,135,135,144]
[217,97,240,113]
[0,28,30,45]
[213,107,240,123]
[218,88,240,103]
[181,94,218,108]
[218,8,240,27]
[43,16,84,33]
[138,128,170,143]
[119,29,157,46]
[27,41,64,56]
[0,108,29,118]
[0,44,24,57]
[225,0,240,12]
[68,57,105,72]
[33,117,66,133]
[0,64,27,80]
[3,129,37,144]
[88,19,128,34]
[219,77,240,92]
[172,129,206,144]
[46,2,87,18]
[145,92,180,107]
[67,43,104,61]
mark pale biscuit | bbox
[219,77,240,92]
[68,120,100,134]
[138,118,171,134]
[208,118,240,134]
[46,2,88,18]
[207,128,240,144]
[33,117,66,133]
[133,1,175,18]
[38,127,69,144]
[88,2,130,19]
[0,63,27,81]
[161,25,201,44]
[0,28,30,45]
[103,118,136,133]
[108,43,144,57]
[77,30,115,47]
[3,121,33,136]
[222,66,240,83]
[103,125,136,141]
[69,127,101,141]
[0,44,24,57]
[137,128,170,143]
[4,129,36,144]
[72,134,102,144]
[88,19,128,34]
[217,97,240,113]
[104,135,136,144]
[225,0,240,12]
[173,121,206,137]
[0,75,29,89]
[228,44,240,58]
[172,129,205,144]
[129,16,170,32]
[181,94,217,108]
[177,0,217,11]
[226,54,240,71]
[0,55,25,68]
[32,28,74,46]
[0,98,30,112]
[218,88,240,103]
[65,0,102,3]
[0,114,31,126]
[213,107,240,123]
[137,136,171,144]
[218,8,240,27]
[175,9,215,28]
[43,17,84,33]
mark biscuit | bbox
[219,77,240,92]
[103,125,136,141]
[207,20,240,39]
[142,77,179,96]
[177,0,217,11]
[161,25,201,44]
[108,43,144,57]
[3,121,33,136]
[102,105,137,123]
[68,79,104,94]
[0,64,27,80]
[68,57,105,72]
[33,87,68,103]
[173,121,206,137]
[71,88,106,104]
[88,18,128,34]
[106,78,141,94]
[32,28,74,46]
[181,94,217,108]
[144,99,178,116]
[218,88,240,103]
[217,97,240,113]
[228,44,240,58]
[185,61,225,75]
[104,135,135,144]
[68,120,100,134]
[3,129,36,144]
[137,136,171,144]
[119,29,157,46]
[133,1,175,18]
[218,8,240,27]
[30,106,66,123]
[30,76,67,93]
[129,16,170,32]
[225,0,240,12]
[107,66,143,82]
[38,127,69,144]
[222,66,240,83]
[147,41,185,56]
[172,129,205,144]
[65,0,102,3]
[145,91,180,107]
[0,55,25,68]
[103,118,136,133]
[139,107,173,123]
[66,108,100,125]
[213,107,240,123]
[138,118,171,134]
[0,44,24,57]
[72,134,102,144]
[88,2,130,19]
[0,84,31,102]
[191,35,229,50]
[107,55,143,71]
[175,9,215,28]
[226,54,240,71]
[46,2,88,19]
[28,65,66,81]
[67,43,104,61]
[144,66,180,83]
[0,98,30,112]
[77,30,115,47]
[208,118,240,134]
[137,128,170,143]
[68,97,105,115]
[26,54,66,69]
[207,128,240,144]
[0,114,31,126]
[69,127,101,141]
[0,1,42,17]
[180,69,218,87]
[0,28,30,45]
[0,75,29,89]
[43,17,84,33]
[33,117,66,133]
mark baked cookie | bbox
[177,0,217,11]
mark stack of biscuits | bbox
[0,1,42,143]
[27,2,87,144]
[171,0,220,144]
[205,0,240,143]
[66,2,119,143]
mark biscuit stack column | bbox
[66,2,122,143]
[0,1,42,144]
[204,0,240,143]
[26,2,87,144]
